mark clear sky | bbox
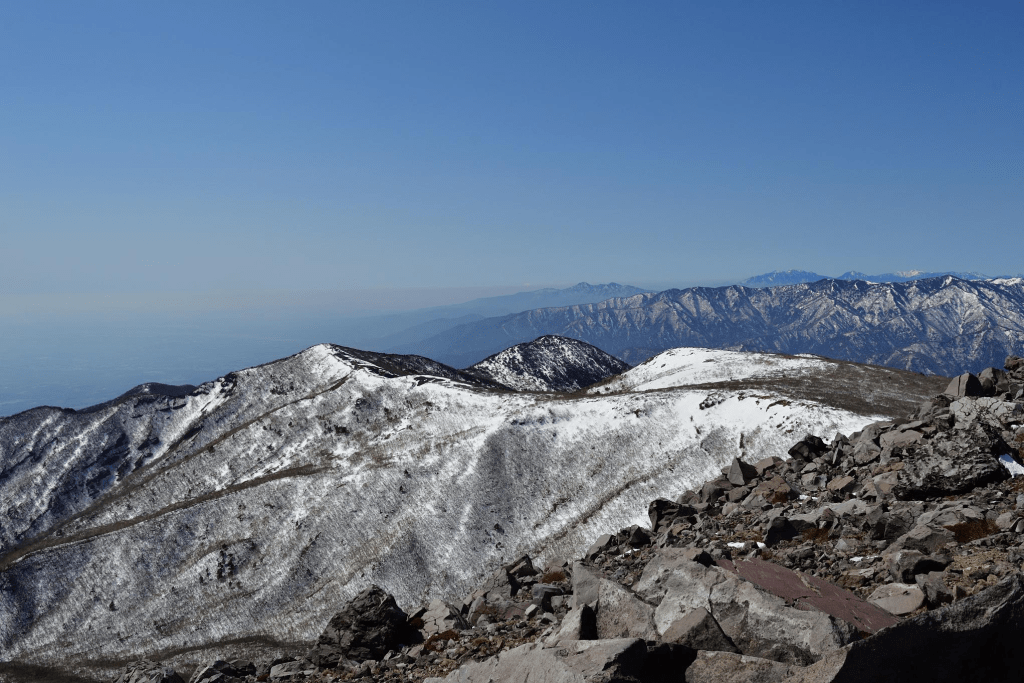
[2,0,1022,301]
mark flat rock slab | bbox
[718,558,898,635]
[441,639,695,683]
[867,583,925,616]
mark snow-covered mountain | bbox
[741,269,994,287]
[466,336,630,392]
[392,276,1024,375]
[0,343,945,681]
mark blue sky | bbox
[2,1,1022,303]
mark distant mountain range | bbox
[331,282,652,351]
[386,276,1024,376]
[740,269,994,287]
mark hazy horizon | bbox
[3,1,1021,414]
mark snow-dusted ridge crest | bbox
[465,335,631,392]
[0,341,947,680]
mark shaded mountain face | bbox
[465,336,631,392]
[389,276,1024,375]
[0,343,945,681]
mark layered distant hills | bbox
[386,276,1024,375]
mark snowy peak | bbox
[466,335,630,392]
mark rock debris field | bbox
[110,356,1024,683]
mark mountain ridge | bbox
[387,276,1024,375]
[0,341,946,681]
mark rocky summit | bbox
[89,355,1024,683]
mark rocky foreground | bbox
[115,358,1024,683]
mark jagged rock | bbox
[570,563,656,639]
[188,659,254,683]
[439,638,695,683]
[788,435,827,462]
[636,550,877,665]
[268,660,316,681]
[546,604,597,646]
[627,525,653,547]
[867,583,925,616]
[892,430,1010,499]
[944,372,984,397]
[884,549,951,582]
[422,598,470,636]
[825,476,855,493]
[585,534,615,560]
[754,457,783,476]
[979,367,1008,395]
[112,660,185,683]
[662,607,739,653]
[507,555,538,578]
[788,575,1024,683]
[311,585,410,667]
[763,517,799,546]
[648,499,695,532]
[570,562,604,608]
[686,650,801,683]
[531,583,563,611]
[915,571,954,607]
[728,458,759,486]
[889,525,956,554]
[701,481,726,504]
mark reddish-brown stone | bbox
[717,558,898,634]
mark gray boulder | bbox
[188,659,254,683]
[311,585,410,667]
[440,639,695,683]
[636,550,884,665]
[421,598,470,636]
[788,435,827,462]
[570,562,656,639]
[268,660,316,681]
[648,498,696,532]
[867,583,925,616]
[662,606,739,653]
[728,458,759,486]
[785,574,1024,683]
[112,661,185,683]
[545,604,597,647]
[944,372,983,397]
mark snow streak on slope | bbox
[466,336,631,392]
[0,344,939,680]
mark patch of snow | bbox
[999,454,1024,477]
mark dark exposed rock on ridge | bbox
[116,355,1024,683]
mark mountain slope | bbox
[391,276,1024,375]
[0,344,945,681]
[465,336,631,392]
